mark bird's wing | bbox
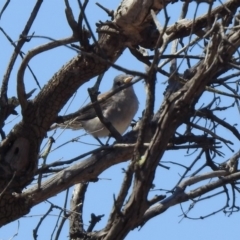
[76,106,97,120]
[77,95,114,120]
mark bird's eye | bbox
[116,81,122,86]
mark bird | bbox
[50,74,139,140]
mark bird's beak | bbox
[123,76,134,84]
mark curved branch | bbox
[196,109,240,141]
[17,36,77,111]
[1,0,43,104]
[142,171,240,225]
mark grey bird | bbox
[51,74,139,139]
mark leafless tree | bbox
[1,0,240,239]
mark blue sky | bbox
[0,0,240,239]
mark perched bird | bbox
[51,74,139,139]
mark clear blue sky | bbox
[0,0,239,239]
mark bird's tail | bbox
[49,117,83,131]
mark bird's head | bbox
[112,74,134,89]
